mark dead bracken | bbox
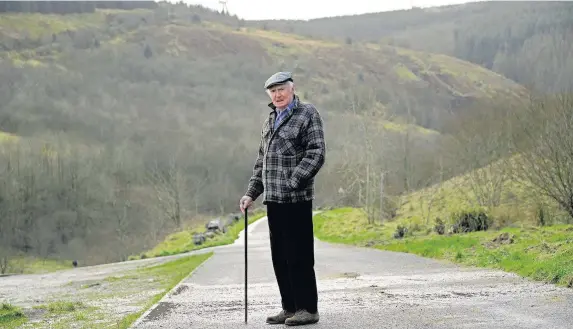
[483,232,515,248]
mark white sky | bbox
[180,0,480,20]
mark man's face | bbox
[268,83,294,109]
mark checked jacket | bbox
[246,95,326,204]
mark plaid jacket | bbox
[246,95,326,204]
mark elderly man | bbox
[239,72,326,326]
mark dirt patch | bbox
[364,239,391,248]
[483,232,515,249]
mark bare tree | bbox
[351,96,378,224]
[147,158,189,228]
[451,100,514,211]
[345,89,394,224]
[511,92,573,220]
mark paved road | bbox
[133,216,573,329]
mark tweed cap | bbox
[264,71,293,89]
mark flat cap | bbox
[264,71,293,89]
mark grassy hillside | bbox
[0,3,529,269]
[313,152,573,287]
[0,5,527,133]
[251,1,573,94]
[134,208,267,259]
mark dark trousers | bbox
[266,200,318,313]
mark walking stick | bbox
[244,207,248,324]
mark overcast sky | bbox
[180,0,481,20]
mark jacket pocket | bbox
[275,127,299,155]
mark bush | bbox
[450,210,490,234]
[393,225,408,239]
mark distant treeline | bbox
[0,1,157,14]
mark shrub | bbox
[393,225,408,239]
[450,210,490,234]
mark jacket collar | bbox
[268,94,299,114]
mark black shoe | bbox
[284,310,319,326]
[266,309,295,324]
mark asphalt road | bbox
[132,216,573,329]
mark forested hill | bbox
[0,1,158,13]
[249,1,573,93]
[0,2,525,266]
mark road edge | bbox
[128,252,215,328]
[128,215,268,328]
[233,215,268,245]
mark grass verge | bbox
[9,252,212,329]
[112,252,213,329]
[0,303,26,329]
[137,209,266,259]
[314,208,573,288]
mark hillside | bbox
[0,3,527,270]
[312,152,573,287]
[250,1,573,94]
[312,90,573,288]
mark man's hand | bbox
[239,195,253,214]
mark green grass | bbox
[138,210,266,259]
[314,208,573,288]
[27,300,96,328]
[0,303,26,328]
[138,252,212,287]
[35,301,87,314]
[313,207,395,245]
[377,225,573,287]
